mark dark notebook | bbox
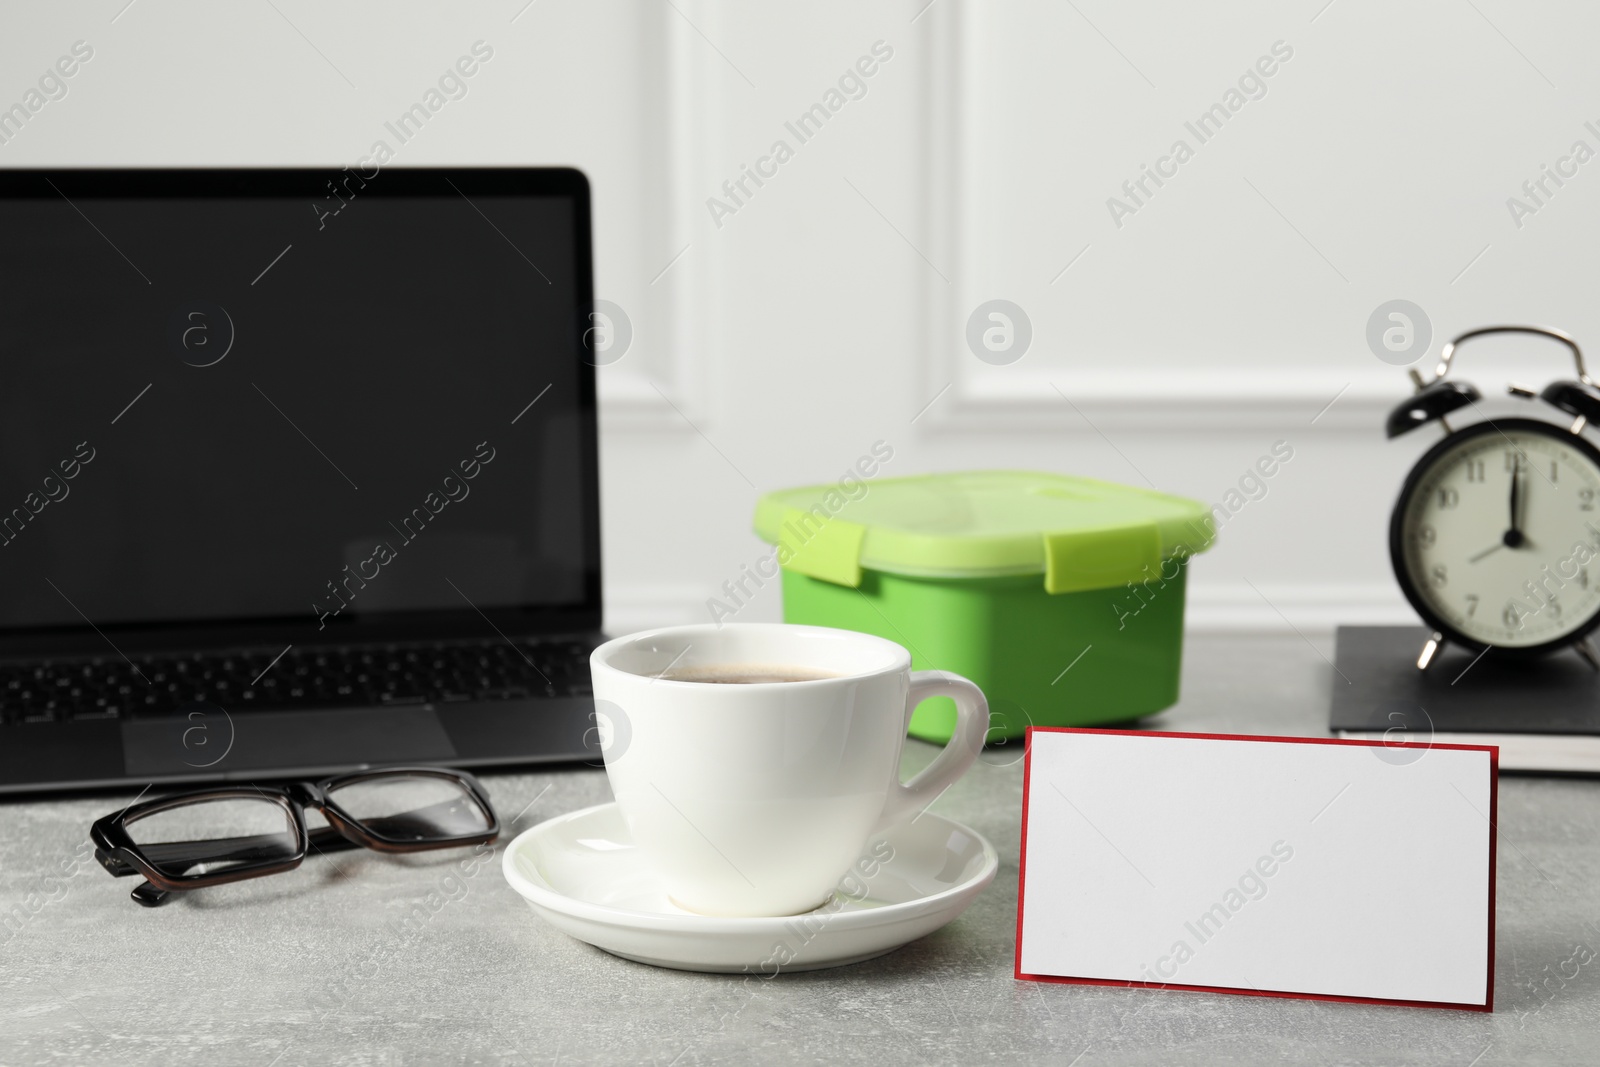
[1329,625,1600,773]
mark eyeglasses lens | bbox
[326,775,490,842]
[124,797,298,878]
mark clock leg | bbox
[1575,637,1600,671]
[1416,631,1445,670]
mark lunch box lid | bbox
[752,470,1214,593]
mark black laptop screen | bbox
[0,171,597,636]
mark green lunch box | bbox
[751,471,1215,743]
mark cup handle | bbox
[873,670,990,836]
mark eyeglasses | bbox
[91,767,498,907]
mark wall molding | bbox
[597,0,714,433]
[913,2,1410,434]
[925,366,1404,432]
[615,3,1421,435]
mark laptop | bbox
[0,167,604,794]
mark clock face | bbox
[1394,418,1600,651]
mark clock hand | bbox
[1469,542,1504,564]
[1505,456,1525,548]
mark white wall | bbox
[8,0,1598,637]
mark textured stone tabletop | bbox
[3,633,1598,1065]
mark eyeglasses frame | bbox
[90,766,498,905]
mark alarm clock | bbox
[1386,325,1600,669]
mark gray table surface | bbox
[3,633,1598,1066]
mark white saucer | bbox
[501,802,999,973]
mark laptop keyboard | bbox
[0,637,597,725]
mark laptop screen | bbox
[0,169,598,638]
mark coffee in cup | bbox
[658,664,839,685]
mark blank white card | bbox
[1016,729,1496,1010]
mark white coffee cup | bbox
[589,623,989,917]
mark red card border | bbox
[1014,726,1499,1012]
